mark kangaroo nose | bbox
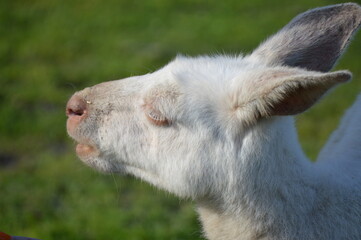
[66,95,88,134]
[66,95,87,117]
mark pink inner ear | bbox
[250,70,351,117]
[251,69,301,92]
[257,71,295,84]
[269,84,322,116]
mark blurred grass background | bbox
[0,0,360,239]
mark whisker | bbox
[65,82,78,91]
[111,173,121,205]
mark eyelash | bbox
[145,106,170,126]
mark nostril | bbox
[66,95,87,118]
[67,108,84,116]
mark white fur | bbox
[67,3,361,240]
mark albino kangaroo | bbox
[66,3,361,240]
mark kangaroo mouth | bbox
[76,143,99,158]
[67,127,99,159]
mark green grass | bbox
[1,0,361,239]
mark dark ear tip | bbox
[314,3,361,21]
[342,3,361,20]
[332,70,352,83]
[251,3,361,72]
[343,2,361,9]
[330,3,361,12]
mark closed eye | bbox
[144,105,170,126]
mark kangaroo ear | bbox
[251,3,361,72]
[252,71,352,117]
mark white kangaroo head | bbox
[66,3,361,200]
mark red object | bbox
[0,232,11,240]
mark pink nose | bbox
[66,95,88,133]
[66,95,87,117]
